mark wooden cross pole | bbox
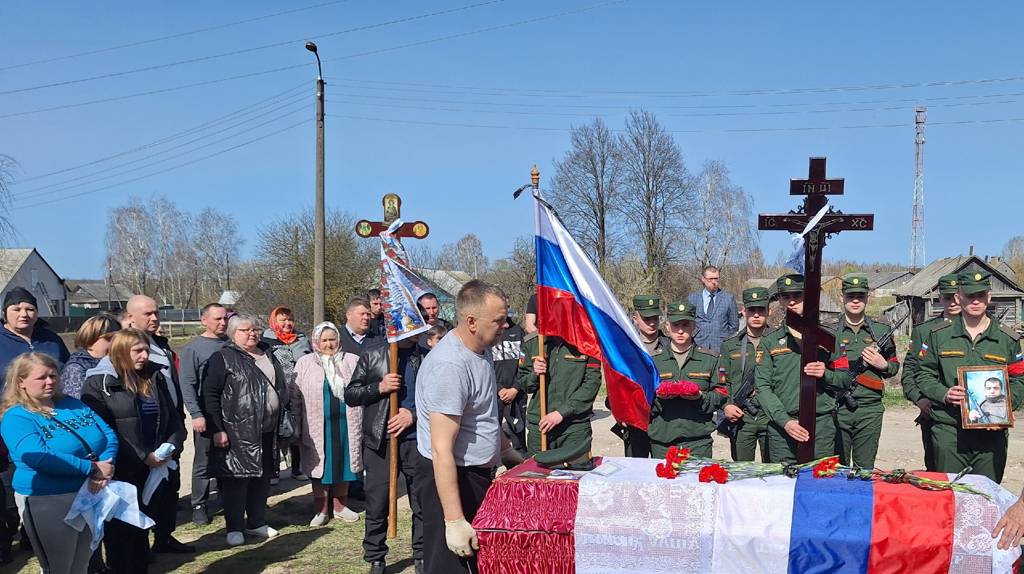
[529,165,551,452]
[757,157,874,463]
[355,193,429,538]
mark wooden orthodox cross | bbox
[758,157,874,463]
[354,193,429,538]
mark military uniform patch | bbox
[687,372,711,379]
[983,354,1007,364]
[939,350,966,358]
[770,347,792,356]
[755,350,765,363]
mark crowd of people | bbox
[2,267,1024,574]
[0,282,515,574]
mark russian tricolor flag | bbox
[574,459,1023,574]
[534,197,660,431]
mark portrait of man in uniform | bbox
[959,366,1014,428]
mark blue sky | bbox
[1,1,1022,279]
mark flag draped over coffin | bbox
[533,197,660,431]
[379,219,430,344]
[572,460,1022,574]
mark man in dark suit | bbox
[687,265,739,353]
[339,296,383,355]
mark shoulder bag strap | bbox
[49,417,99,461]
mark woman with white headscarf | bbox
[293,321,363,526]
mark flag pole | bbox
[532,165,549,452]
[387,342,400,538]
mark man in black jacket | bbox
[345,338,423,574]
[367,289,387,338]
[125,295,193,554]
[339,297,383,355]
[492,316,527,456]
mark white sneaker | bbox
[226,531,244,546]
[309,512,330,527]
[334,506,360,523]
[245,525,279,539]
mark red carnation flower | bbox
[663,445,691,468]
[656,380,702,399]
[698,463,728,484]
[674,447,691,465]
[812,456,841,479]
[655,462,678,479]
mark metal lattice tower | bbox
[911,107,927,269]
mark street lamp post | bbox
[306,41,326,324]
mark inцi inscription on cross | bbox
[758,157,874,463]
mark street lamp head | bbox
[305,41,318,53]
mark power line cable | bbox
[0,65,312,120]
[326,94,1024,120]
[0,0,506,96]
[0,0,616,119]
[13,118,309,209]
[14,82,307,183]
[13,97,308,197]
[322,0,624,64]
[327,111,1024,133]
[328,73,1024,98]
[0,0,355,72]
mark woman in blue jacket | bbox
[0,352,118,574]
[0,288,71,561]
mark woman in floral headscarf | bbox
[261,306,312,482]
[293,321,362,526]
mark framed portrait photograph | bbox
[957,365,1014,430]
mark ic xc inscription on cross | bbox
[758,157,874,463]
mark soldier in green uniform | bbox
[611,295,669,458]
[719,287,772,462]
[831,275,900,468]
[648,301,727,458]
[517,335,603,457]
[901,273,961,471]
[633,294,669,356]
[754,274,851,464]
[916,269,1024,483]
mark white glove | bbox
[445,517,479,557]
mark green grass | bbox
[12,493,416,574]
[882,385,911,409]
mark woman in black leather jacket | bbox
[202,314,287,547]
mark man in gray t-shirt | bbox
[415,280,509,574]
[416,332,501,467]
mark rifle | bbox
[715,368,760,437]
[835,312,910,412]
[964,386,989,424]
[992,306,1011,323]
[849,312,910,391]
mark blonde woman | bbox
[293,321,362,526]
[60,314,121,399]
[0,352,118,574]
[81,329,185,574]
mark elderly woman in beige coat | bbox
[293,321,363,526]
